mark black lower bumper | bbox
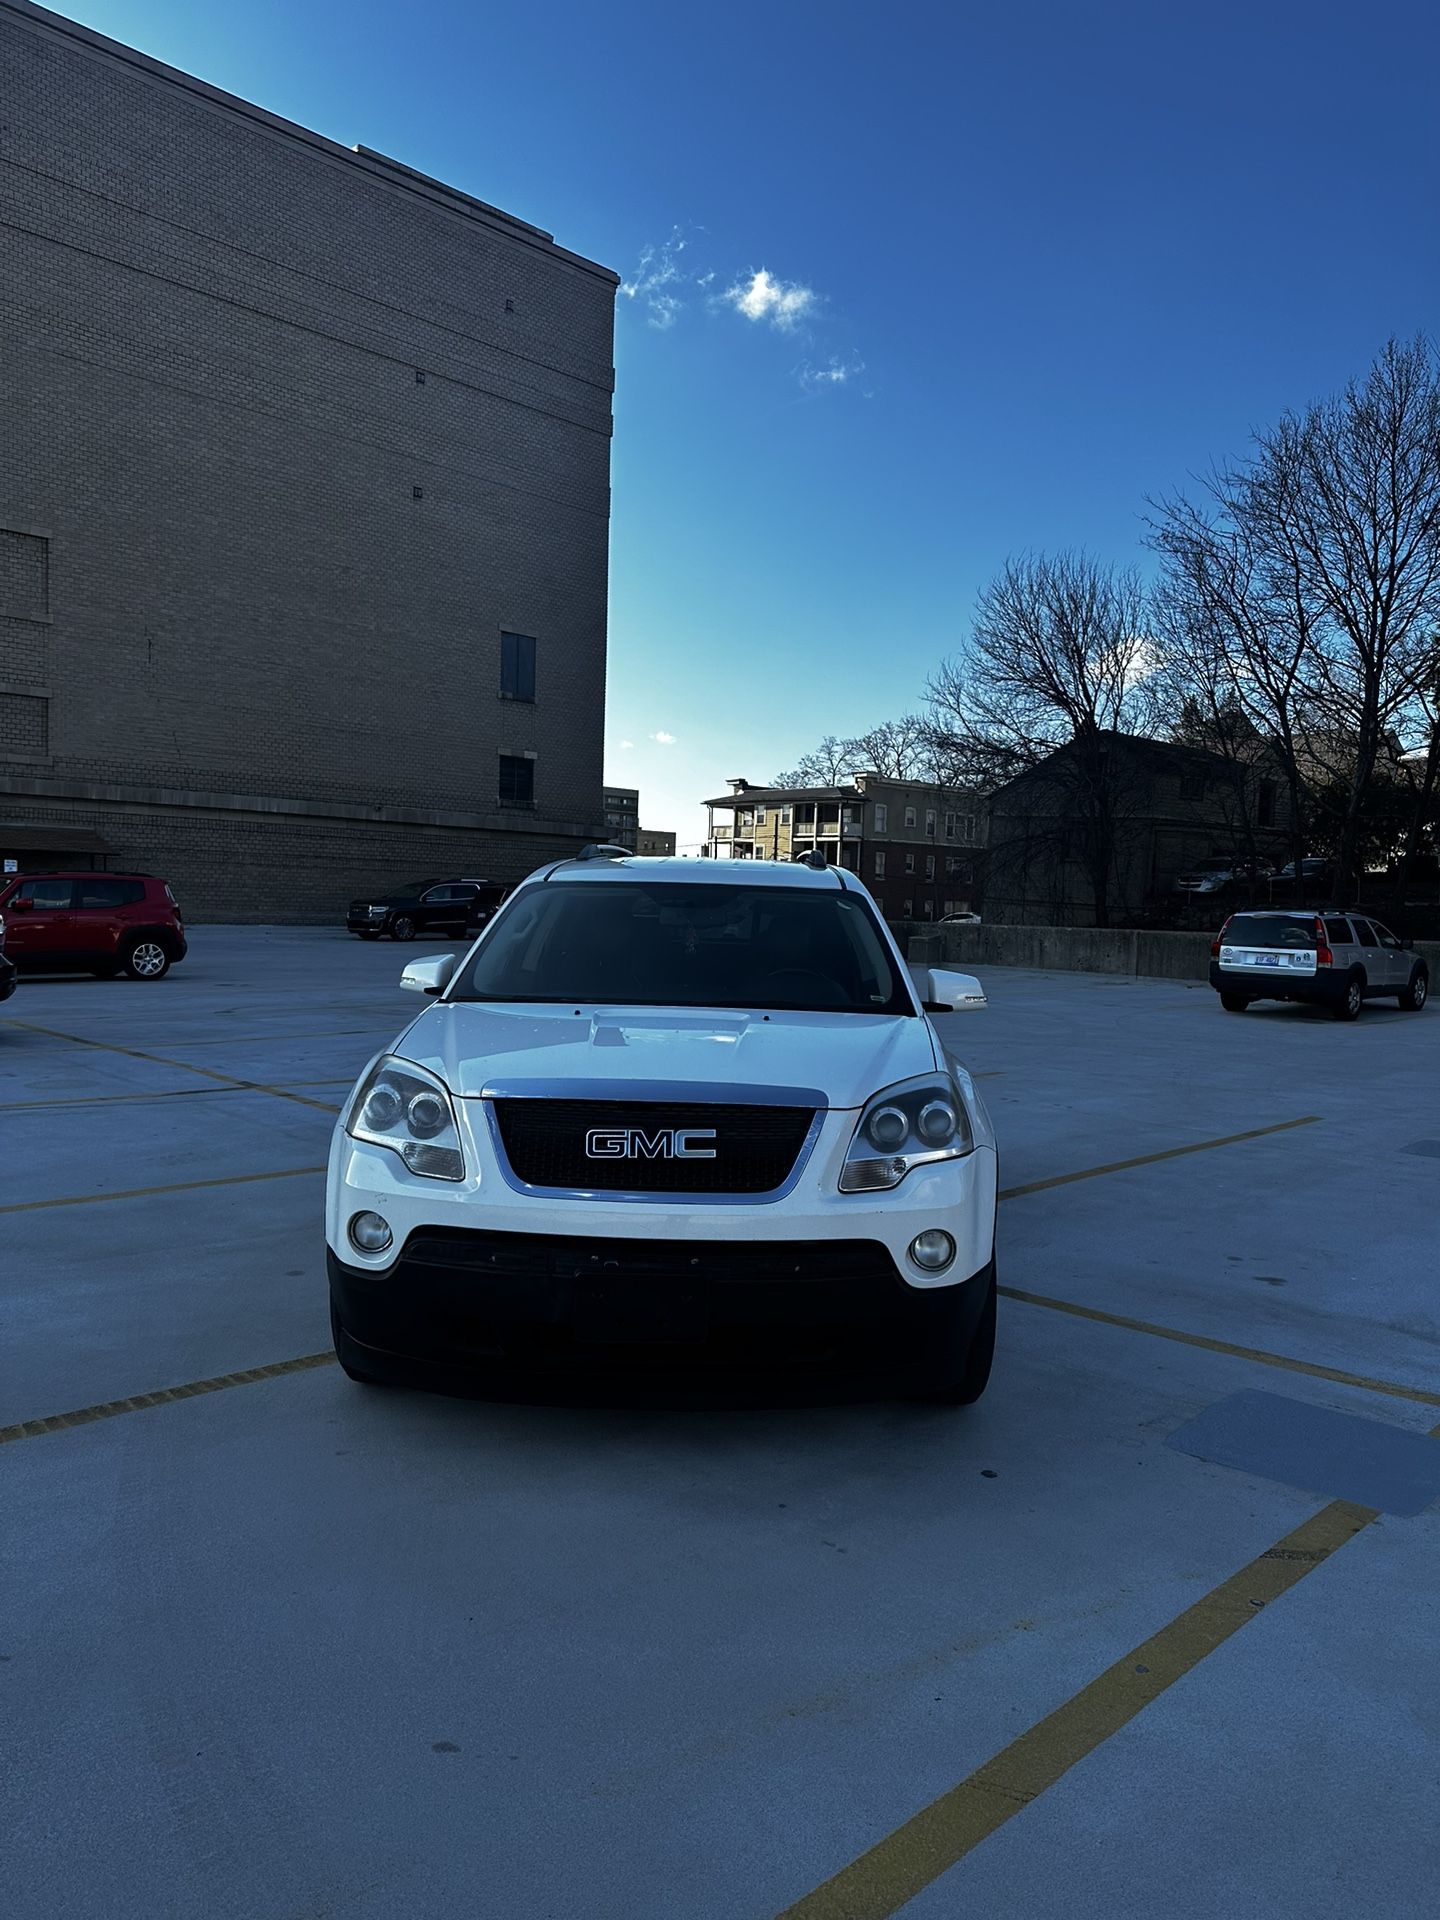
[0,955,16,1000]
[328,1227,991,1384]
[1209,960,1346,1005]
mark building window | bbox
[756,806,767,825]
[1180,771,1205,801]
[902,897,913,917]
[961,814,977,845]
[1257,781,1277,828]
[873,802,888,833]
[925,809,936,836]
[904,851,915,874]
[780,806,792,825]
[874,850,886,878]
[904,806,916,829]
[498,755,534,808]
[500,631,536,702]
[925,854,935,879]
[944,811,956,838]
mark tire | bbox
[1398,967,1429,1013]
[1332,973,1363,1022]
[389,915,417,942]
[123,938,171,980]
[914,1263,996,1406]
[1220,993,1248,1013]
[331,1302,385,1386]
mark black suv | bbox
[347,878,506,942]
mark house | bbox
[982,733,1286,926]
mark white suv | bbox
[327,854,998,1402]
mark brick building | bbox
[0,0,617,918]
[704,774,985,921]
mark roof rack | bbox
[573,843,633,861]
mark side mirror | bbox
[8,896,33,912]
[400,954,456,996]
[924,967,986,1012]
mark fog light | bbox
[909,1229,956,1273]
[349,1210,393,1254]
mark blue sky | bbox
[61,0,1440,848]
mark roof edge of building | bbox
[4,0,620,284]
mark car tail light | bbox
[1211,915,1233,960]
[1312,916,1331,966]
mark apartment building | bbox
[704,774,984,920]
[602,786,640,850]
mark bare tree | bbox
[847,714,932,779]
[1148,503,1319,888]
[1152,337,1440,901]
[772,734,863,788]
[775,714,938,787]
[927,552,1151,925]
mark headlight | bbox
[344,1055,465,1181]
[840,1075,974,1192]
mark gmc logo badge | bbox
[585,1127,717,1161]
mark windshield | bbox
[449,880,914,1014]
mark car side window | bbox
[1351,919,1377,946]
[1323,918,1352,945]
[423,886,455,903]
[76,879,145,908]
[1372,922,1400,948]
[18,879,74,909]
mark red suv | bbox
[0,872,187,980]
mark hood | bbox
[395,1002,939,1110]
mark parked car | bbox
[0,872,187,980]
[0,923,16,1003]
[1272,858,1332,884]
[1209,908,1428,1019]
[938,911,982,925]
[346,878,506,942]
[327,854,999,1402]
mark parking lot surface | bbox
[4,929,1438,1919]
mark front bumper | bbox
[329,1229,993,1381]
[1209,960,1344,1004]
[0,954,16,1000]
[347,912,389,933]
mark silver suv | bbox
[1210,910,1429,1020]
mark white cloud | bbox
[620,228,693,330]
[651,730,677,745]
[722,268,817,331]
[798,352,865,393]
[619,739,634,750]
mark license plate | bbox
[1254,954,1280,967]
[570,1282,708,1345]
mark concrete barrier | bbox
[899,921,1440,985]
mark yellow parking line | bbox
[0,1351,337,1447]
[998,1115,1320,1200]
[776,1494,1389,1920]
[0,1017,344,1114]
[998,1288,1440,1410]
[0,1165,326,1215]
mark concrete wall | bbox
[0,0,617,919]
[901,921,1440,984]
